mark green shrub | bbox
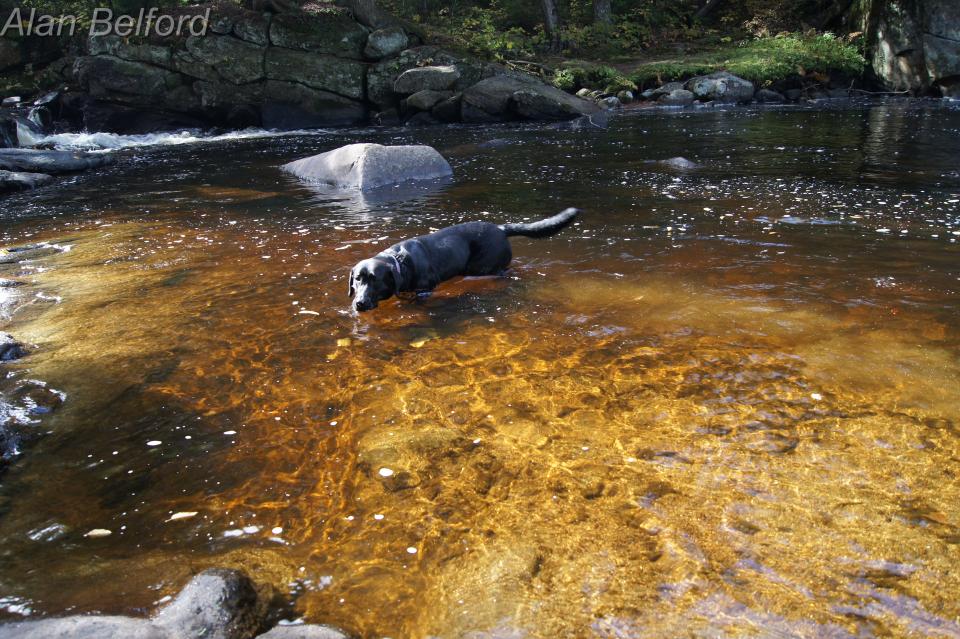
[630,32,866,87]
[552,68,577,91]
[554,60,637,93]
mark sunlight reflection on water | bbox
[0,102,958,638]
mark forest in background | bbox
[375,0,867,88]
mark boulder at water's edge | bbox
[282,143,452,190]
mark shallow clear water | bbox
[1,100,959,638]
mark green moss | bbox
[629,33,866,88]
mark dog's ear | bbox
[347,266,355,298]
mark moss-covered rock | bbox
[268,11,369,59]
[264,48,365,100]
[184,35,265,85]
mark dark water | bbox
[1,100,959,638]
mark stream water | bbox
[1,100,959,638]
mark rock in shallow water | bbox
[282,143,452,190]
[0,333,26,361]
[0,567,354,639]
[258,625,351,639]
[153,568,264,639]
[0,149,113,175]
[0,170,53,193]
[0,616,168,639]
[658,156,701,170]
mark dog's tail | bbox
[499,208,581,238]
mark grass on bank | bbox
[628,32,866,88]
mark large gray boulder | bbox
[0,170,53,193]
[184,35,266,85]
[394,65,461,93]
[0,569,272,639]
[74,55,196,112]
[687,71,755,103]
[282,143,452,190]
[364,27,408,60]
[153,568,264,639]
[232,12,271,46]
[855,0,959,93]
[367,47,463,107]
[0,616,167,639]
[87,35,172,67]
[265,49,366,100]
[0,149,113,174]
[268,11,369,59]
[462,74,600,122]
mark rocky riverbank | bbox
[0,3,599,137]
[0,568,351,639]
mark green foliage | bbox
[419,5,539,61]
[552,60,637,93]
[630,32,866,87]
[552,68,576,91]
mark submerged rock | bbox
[282,143,452,190]
[658,157,701,170]
[0,149,113,175]
[0,170,54,193]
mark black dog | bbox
[349,208,580,312]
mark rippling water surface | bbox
[1,101,959,638]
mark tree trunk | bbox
[593,0,613,25]
[542,0,561,51]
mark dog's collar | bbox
[377,252,403,294]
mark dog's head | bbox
[348,257,399,312]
